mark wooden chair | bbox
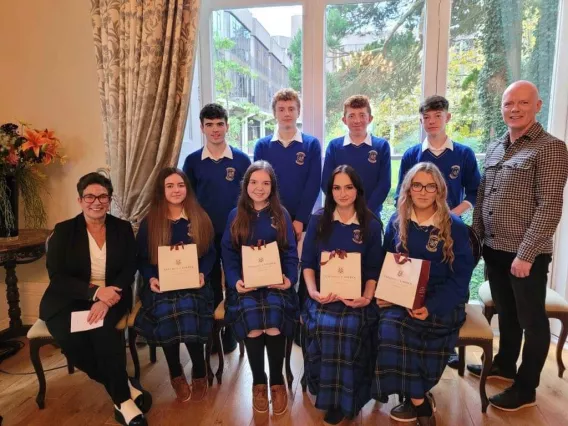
[478,280,568,378]
[456,304,494,413]
[207,300,294,388]
[27,312,138,409]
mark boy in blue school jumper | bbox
[321,95,391,215]
[395,95,481,216]
[182,103,251,353]
[253,88,322,241]
[254,89,321,346]
[395,95,480,368]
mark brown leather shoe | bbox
[191,377,208,401]
[171,375,191,402]
[252,384,269,413]
[270,384,288,415]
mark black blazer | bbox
[39,213,136,321]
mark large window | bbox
[194,0,566,301]
[209,6,303,155]
[324,1,426,227]
[447,0,560,299]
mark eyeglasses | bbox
[82,194,111,204]
[410,182,438,193]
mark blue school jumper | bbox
[395,141,481,209]
[300,213,384,418]
[134,218,216,345]
[372,213,474,400]
[221,207,300,341]
[182,145,251,236]
[253,134,321,226]
[322,135,391,214]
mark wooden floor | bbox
[0,337,566,426]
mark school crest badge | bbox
[368,150,378,164]
[225,167,236,181]
[449,165,460,179]
[352,229,363,244]
[426,232,440,252]
[296,152,306,165]
[270,216,278,229]
[187,222,193,238]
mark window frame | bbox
[198,0,568,304]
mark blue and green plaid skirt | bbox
[301,297,379,418]
[372,305,465,400]
[225,287,299,342]
[134,284,214,345]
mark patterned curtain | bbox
[90,0,200,222]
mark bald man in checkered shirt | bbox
[468,80,568,412]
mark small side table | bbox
[0,229,51,340]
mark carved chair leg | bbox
[479,342,493,413]
[29,339,48,409]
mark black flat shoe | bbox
[323,407,345,425]
[114,408,148,426]
[447,351,460,369]
[129,377,152,413]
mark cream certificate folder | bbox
[71,310,103,333]
[241,241,283,288]
[375,252,431,309]
[158,244,200,291]
[320,251,361,300]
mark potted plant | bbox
[0,122,65,240]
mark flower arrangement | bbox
[0,122,66,235]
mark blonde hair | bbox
[271,88,301,113]
[395,162,455,266]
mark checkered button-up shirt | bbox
[473,122,568,262]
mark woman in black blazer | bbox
[39,172,151,426]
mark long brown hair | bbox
[395,162,454,265]
[230,161,288,248]
[146,167,213,264]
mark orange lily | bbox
[41,141,59,165]
[21,129,48,157]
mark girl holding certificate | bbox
[135,168,216,403]
[301,165,384,425]
[372,162,474,425]
[221,160,299,416]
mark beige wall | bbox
[0,1,106,327]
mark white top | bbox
[201,143,233,161]
[87,231,106,287]
[333,209,360,225]
[271,128,303,147]
[343,132,372,146]
[421,136,453,157]
[411,209,438,227]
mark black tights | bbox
[162,342,206,379]
[244,333,285,386]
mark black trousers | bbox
[483,245,552,393]
[45,300,131,406]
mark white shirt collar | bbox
[201,144,233,161]
[421,136,453,153]
[343,132,372,146]
[332,210,360,225]
[271,128,303,147]
[410,209,438,227]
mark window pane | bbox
[447,0,559,299]
[447,0,559,154]
[211,6,303,155]
[324,1,426,224]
